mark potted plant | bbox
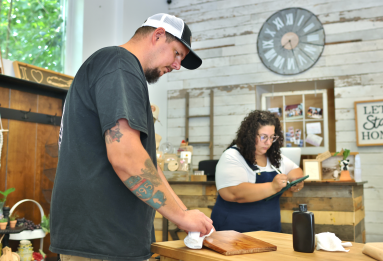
[334,149,353,181]
[0,188,15,215]
[0,217,8,230]
[9,213,18,229]
[40,215,50,234]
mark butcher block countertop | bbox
[151,231,371,261]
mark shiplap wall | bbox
[168,85,256,169]
[166,0,383,242]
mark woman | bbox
[211,110,304,233]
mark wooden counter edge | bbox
[168,181,216,185]
[167,181,367,186]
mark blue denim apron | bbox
[211,147,282,233]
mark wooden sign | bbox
[355,99,383,146]
[13,61,73,89]
[303,159,322,181]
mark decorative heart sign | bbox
[31,69,44,83]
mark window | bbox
[262,89,329,155]
[0,0,66,73]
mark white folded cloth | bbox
[184,228,214,249]
[315,232,352,252]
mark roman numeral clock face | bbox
[257,8,325,75]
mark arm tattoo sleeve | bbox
[105,121,123,144]
[123,159,166,209]
[141,159,162,186]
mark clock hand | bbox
[289,40,294,50]
[281,39,291,49]
[290,47,301,71]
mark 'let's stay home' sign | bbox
[355,99,383,146]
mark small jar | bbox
[18,240,34,261]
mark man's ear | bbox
[152,27,166,44]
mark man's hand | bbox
[271,174,288,193]
[175,209,214,237]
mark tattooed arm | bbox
[157,165,188,211]
[105,119,213,235]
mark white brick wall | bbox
[164,0,383,242]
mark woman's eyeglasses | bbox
[257,134,279,143]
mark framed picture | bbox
[355,99,383,146]
[13,61,73,89]
[268,107,281,117]
[285,103,303,119]
[303,159,322,181]
[307,107,322,119]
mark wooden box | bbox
[163,171,189,181]
[321,152,359,181]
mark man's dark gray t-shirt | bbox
[50,46,157,261]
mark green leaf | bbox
[343,149,351,160]
[0,187,15,197]
[41,214,50,234]
[39,249,46,258]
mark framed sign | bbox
[303,159,322,181]
[355,99,383,146]
[13,61,73,89]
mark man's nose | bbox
[172,57,182,70]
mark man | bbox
[50,13,213,261]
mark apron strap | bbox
[227,146,259,172]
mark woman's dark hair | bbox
[227,110,284,168]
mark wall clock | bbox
[257,7,325,75]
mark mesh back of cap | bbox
[150,14,163,21]
[163,16,183,33]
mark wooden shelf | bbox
[188,141,211,144]
[304,180,367,186]
[188,115,210,118]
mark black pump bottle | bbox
[292,204,315,253]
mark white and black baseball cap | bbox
[141,13,202,70]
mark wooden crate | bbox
[321,152,359,181]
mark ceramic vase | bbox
[339,170,353,181]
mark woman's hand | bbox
[272,174,288,192]
[289,179,304,193]
[287,168,304,193]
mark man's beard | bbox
[144,68,161,84]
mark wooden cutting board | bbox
[203,230,277,256]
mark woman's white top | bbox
[215,147,299,191]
